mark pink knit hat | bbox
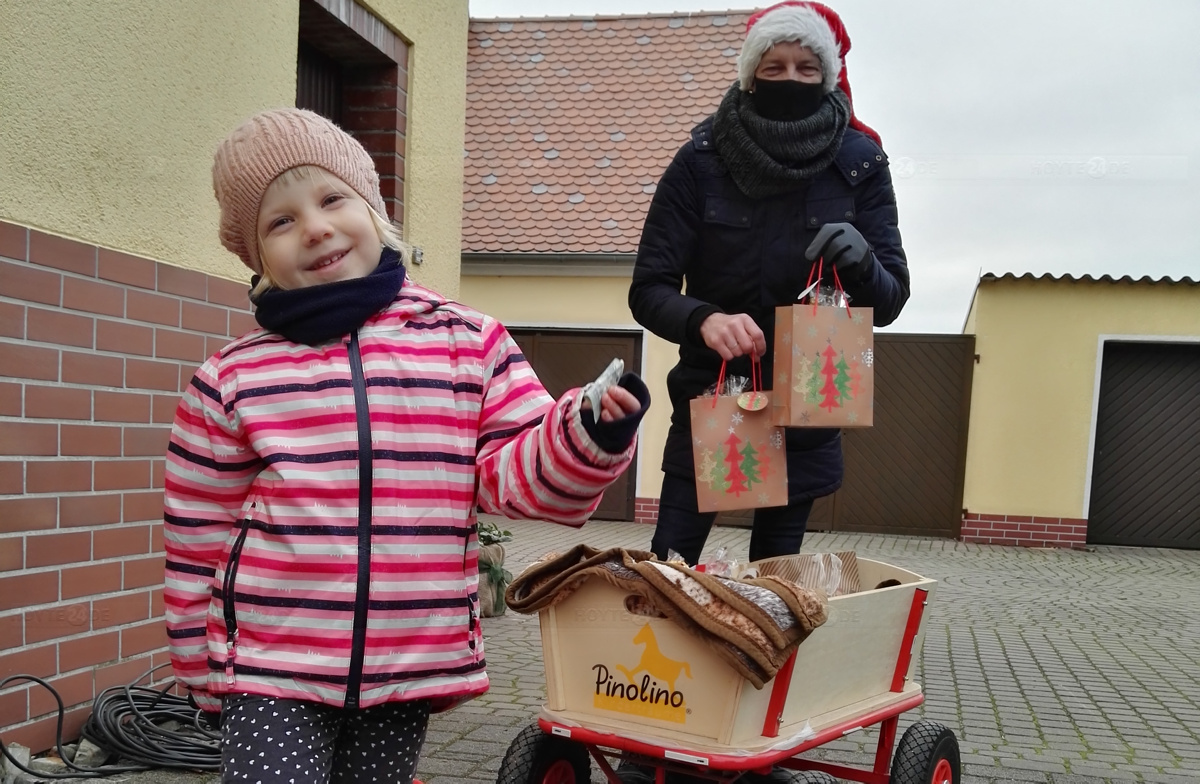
[212,108,387,274]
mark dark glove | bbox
[579,373,651,454]
[805,222,873,283]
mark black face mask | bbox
[752,78,825,121]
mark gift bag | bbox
[772,265,874,428]
[743,551,863,597]
[690,360,788,513]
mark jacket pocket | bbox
[221,518,252,684]
[695,195,759,299]
[803,196,856,230]
[703,195,753,229]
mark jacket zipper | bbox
[464,534,477,654]
[222,516,253,685]
[344,330,374,709]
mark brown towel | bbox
[506,545,827,688]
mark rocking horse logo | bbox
[591,623,692,724]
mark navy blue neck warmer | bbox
[250,247,405,345]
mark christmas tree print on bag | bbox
[772,265,874,428]
[690,359,788,512]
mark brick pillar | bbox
[634,497,659,526]
[343,59,408,227]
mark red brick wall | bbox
[0,220,254,751]
[634,496,658,526]
[961,512,1088,549]
[344,59,408,225]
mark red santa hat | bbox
[738,2,881,145]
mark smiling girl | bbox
[164,108,649,783]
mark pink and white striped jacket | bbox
[164,282,635,712]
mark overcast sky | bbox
[467,0,1199,333]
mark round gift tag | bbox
[737,391,767,411]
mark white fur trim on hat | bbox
[738,4,841,93]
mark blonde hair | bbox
[251,165,412,298]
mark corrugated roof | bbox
[463,12,749,255]
[981,272,1200,286]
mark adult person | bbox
[629,1,910,569]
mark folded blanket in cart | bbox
[505,545,828,688]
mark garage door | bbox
[1087,341,1200,548]
[509,329,641,521]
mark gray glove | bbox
[805,222,873,283]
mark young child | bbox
[164,108,650,783]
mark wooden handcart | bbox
[496,554,959,784]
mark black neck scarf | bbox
[711,81,850,199]
[250,247,405,345]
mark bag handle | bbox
[831,263,853,321]
[805,256,854,321]
[808,258,824,316]
[712,355,764,410]
[711,360,727,409]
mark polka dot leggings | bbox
[220,694,431,783]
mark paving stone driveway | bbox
[417,517,1200,784]
[44,518,1195,784]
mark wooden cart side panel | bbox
[716,675,749,747]
[906,581,937,684]
[855,559,926,589]
[728,566,938,745]
[749,588,916,745]
[853,560,939,685]
[725,586,916,747]
[541,610,567,711]
[844,559,936,686]
[539,580,745,743]
[799,682,924,738]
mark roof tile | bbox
[464,11,747,255]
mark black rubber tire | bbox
[614,759,656,783]
[496,723,591,784]
[891,720,961,784]
[740,769,838,783]
[617,761,835,784]
[789,773,839,784]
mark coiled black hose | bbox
[0,664,219,779]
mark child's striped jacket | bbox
[164,282,635,712]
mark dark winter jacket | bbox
[629,118,910,501]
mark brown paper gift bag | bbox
[747,551,863,596]
[772,299,874,428]
[690,361,788,513]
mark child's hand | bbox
[580,385,640,422]
[597,385,641,422]
[577,373,650,454]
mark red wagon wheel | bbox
[497,723,591,784]
[539,759,580,784]
[890,720,960,784]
